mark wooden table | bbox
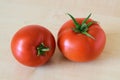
[0,0,120,80]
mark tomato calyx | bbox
[67,13,96,39]
[37,43,50,56]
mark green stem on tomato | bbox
[67,13,81,29]
[37,43,50,56]
[67,13,96,40]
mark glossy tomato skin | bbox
[58,18,106,62]
[11,25,56,67]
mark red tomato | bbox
[11,25,56,67]
[58,13,106,62]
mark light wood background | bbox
[0,0,120,80]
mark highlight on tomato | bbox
[57,13,106,62]
[11,25,56,67]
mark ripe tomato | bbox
[11,25,56,67]
[58,13,106,62]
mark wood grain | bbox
[0,0,120,80]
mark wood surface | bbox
[0,0,120,80]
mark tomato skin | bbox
[11,25,56,67]
[58,18,106,62]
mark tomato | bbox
[11,25,56,67]
[57,13,106,62]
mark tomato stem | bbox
[37,43,50,56]
[67,13,96,39]
[67,13,81,29]
[82,31,95,39]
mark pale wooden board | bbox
[0,0,120,80]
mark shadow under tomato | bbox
[44,46,71,66]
